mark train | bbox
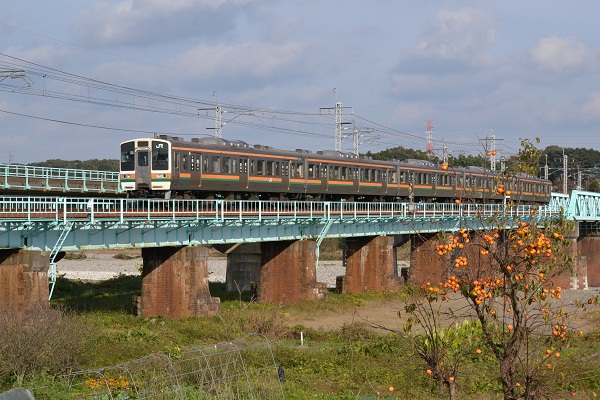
[119,135,552,204]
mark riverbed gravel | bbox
[57,251,357,288]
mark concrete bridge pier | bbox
[341,235,405,293]
[212,243,262,293]
[0,249,50,311]
[259,240,327,303]
[137,246,220,318]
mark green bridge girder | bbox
[0,195,571,252]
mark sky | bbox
[1,1,600,164]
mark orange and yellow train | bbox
[120,135,552,204]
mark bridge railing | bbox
[0,196,564,223]
[0,164,121,194]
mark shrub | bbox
[0,305,83,387]
[63,252,87,260]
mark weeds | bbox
[0,305,83,386]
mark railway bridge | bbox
[1,164,599,318]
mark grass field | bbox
[1,274,599,399]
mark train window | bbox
[308,164,315,178]
[190,155,195,171]
[239,159,247,173]
[257,160,264,175]
[249,160,255,174]
[182,155,188,171]
[174,153,179,169]
[363,169,368,181]
[211,156,219,173]
[120,142,135,171]
[375,170,381,182]
[222,157,231,173]
[151,141,169,170]
[399,171,406,183]
[137,151,149,167]
[334,166,340,179]
[203,156,208,172]
[320,166,327,178]
[275,162,280,175]
[341,166,348,180]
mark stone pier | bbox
[342,236,404,293]
[409,233,447,284]
[577,235,600,288]
[259,240,327,303]
[224,243,262,293]
[0,249,50,311]
[137,246,220,318]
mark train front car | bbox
[120,138,172,198]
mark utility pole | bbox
[480,131,503,171]
[213,91,222,139]
[199,104,224,138]
[426,120,434,157]
[351,122,374,156]
[577,166,582,190]
[320,88,352,152]
[443,145,449,166]
[563,152,568,194]
[545,154,549,180]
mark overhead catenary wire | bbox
[0,52,516,157]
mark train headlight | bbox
[122,174,131,179]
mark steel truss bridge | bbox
[0,190,597,298]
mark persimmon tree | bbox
[404,138,577,399]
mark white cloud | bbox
[74,0,251,46]
[530,36,592,73]
[169,42,307,80]
[407,8,497,67]
[582,91,600,121]
[3,45,72,68]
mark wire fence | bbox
[30,334,284,399]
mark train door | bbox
[172,151,181,187]
[190,154,200,187]
[240,157,249,188]
[282,161,290,191]
[321,163,329,193]
[135,149,151,189]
